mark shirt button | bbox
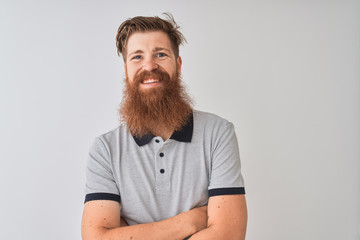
[160,169,165,174]
[159,152,164,157]
[155,139,160,143]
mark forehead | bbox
[126,31,172,53]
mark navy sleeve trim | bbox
[208,187,245,197]
[84,193,120,203]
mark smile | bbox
[142,79,160,84]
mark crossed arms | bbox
[81,194,247,240]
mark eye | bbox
[131,55,142,60]
[156,52,167,58]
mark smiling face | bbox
[120,31,192,137]
[124,31,182,91]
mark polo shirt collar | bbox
[132,113,193,146]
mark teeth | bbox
[143,79,159,84]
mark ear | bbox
[177,56,182,72]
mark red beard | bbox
[119,68,193,137]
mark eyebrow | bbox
[128,50,144,57]
[128,47,172,57]
[153,47,171,53]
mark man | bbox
[81,13,247,240]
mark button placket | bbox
[155,145,170,192]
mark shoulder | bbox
[91,124,130,150]
[99,125,121,140]
[193,109,233,130]
[193,109,230,123]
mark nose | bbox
[142,58,158,71]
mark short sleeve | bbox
[208,122,245,197]
[84,137,120,203]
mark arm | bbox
[188,120,247,239]
[189,195,247,240]
[81,200,208,240]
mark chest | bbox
[113,138,211,224]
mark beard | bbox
[119,67,193,138]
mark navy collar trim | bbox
[132,113,193,146]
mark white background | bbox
[1,0,359,239]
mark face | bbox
[120,31,192,137]
[124,31,182,91]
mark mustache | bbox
[133,68,171,85]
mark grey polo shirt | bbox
[84,110,245,225]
